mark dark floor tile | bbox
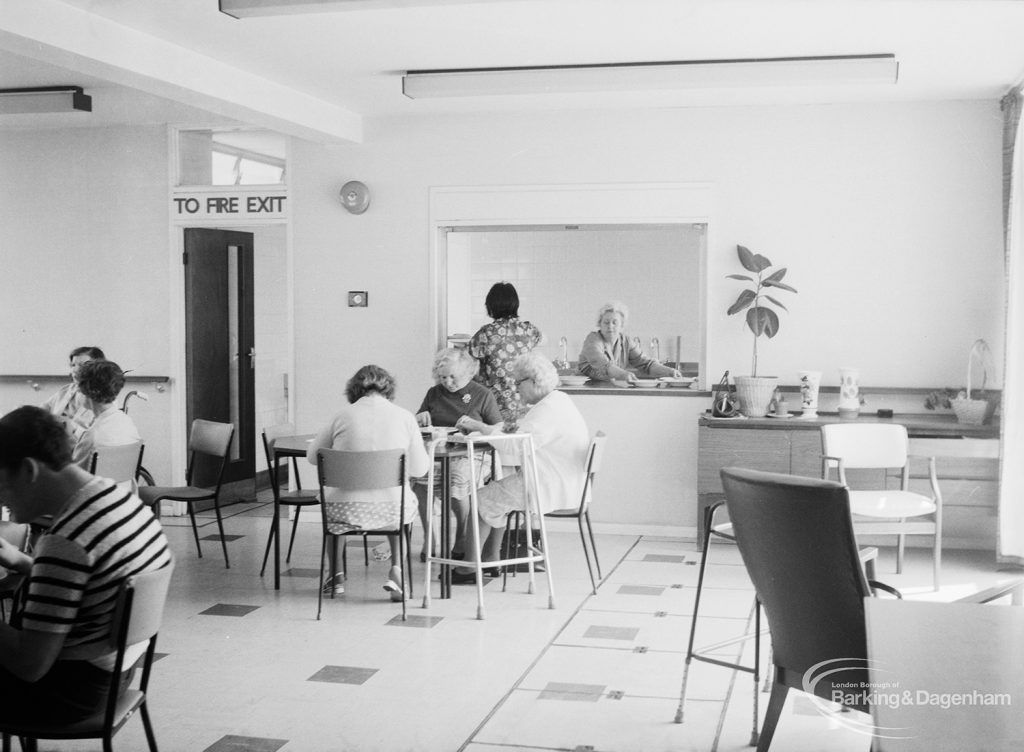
[387,613,444,628]
[201,534,245,541]
[307,665,378,685]
[200,603,260,617]
[583,625,640,641]
[203,734,287,752]
[617,584,665,596]
[642,554,686,563]
[284,567,321,578]
[538,681,606,702]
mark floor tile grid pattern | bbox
[30,497,1014,752]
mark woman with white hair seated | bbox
[453,351,589,582]
[577,300,680,383]
[413,348,502,561]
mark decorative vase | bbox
[837,367,861,420]
[798,370,822,418]
[734,375,778,418]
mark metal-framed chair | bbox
[821,423,943,589]
[315,448,412,621]
[716,467,900,751]
[260,424,320,581]
[1,561,175,752]
[138,419,235,568]
[504,431,607,595]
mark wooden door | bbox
[183,228,256,486]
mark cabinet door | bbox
[789,431,822,479]
[698,427,790,493]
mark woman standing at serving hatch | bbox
[468,282,543,428]
[577,300,680,383]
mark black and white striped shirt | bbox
[20,476,171,666]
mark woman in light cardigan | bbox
[577,300,679,383]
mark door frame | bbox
[169,207,292,486]
[169,217,294,485]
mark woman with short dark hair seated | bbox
[70,360,140,477]
[307,365,429,599]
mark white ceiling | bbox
[3,0,1024,142]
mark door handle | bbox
[248,347,256,370]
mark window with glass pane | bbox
[177,128,286,187]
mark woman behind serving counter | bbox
[577,301,680,383]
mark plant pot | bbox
[734,376,778,418]
[951,398,996,425]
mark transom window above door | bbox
[176,128,287,187]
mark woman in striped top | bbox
[0,405,171,726]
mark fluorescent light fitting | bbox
[403,55,898,99]
[0,86,92,115]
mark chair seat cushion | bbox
[545,508,579,518]
[2,689,144,737]
[278,490,320,505]
[138,485,213,504]
[849,490,937,518]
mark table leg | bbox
[440,457,451,599]
[272,455,282,590]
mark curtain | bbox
[998,88,1024,565]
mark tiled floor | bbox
[34,498,1020,751]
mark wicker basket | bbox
[951,397,993,425]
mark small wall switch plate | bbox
[348,291,368,307]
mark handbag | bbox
[711,370,740,418]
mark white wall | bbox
[0,99,1006,530]
[0,126,171,373]
[0,125,175,484]
[290,101,1005,433]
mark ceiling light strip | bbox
[403,55,898,99]
[0,86,92,115]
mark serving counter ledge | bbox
[558,383,710,397]
[699,411,999,438]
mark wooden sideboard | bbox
[697,413,1000,550]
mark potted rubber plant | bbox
[726,244,798,416]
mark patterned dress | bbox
[469,316,543,425]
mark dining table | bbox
[864,595,1024,751]
[268,433,316,590]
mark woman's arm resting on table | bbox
[456,416,502,435]
[0,537,31,575]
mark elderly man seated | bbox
[452,351,589,582]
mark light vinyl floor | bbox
[31,499,1018,752]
